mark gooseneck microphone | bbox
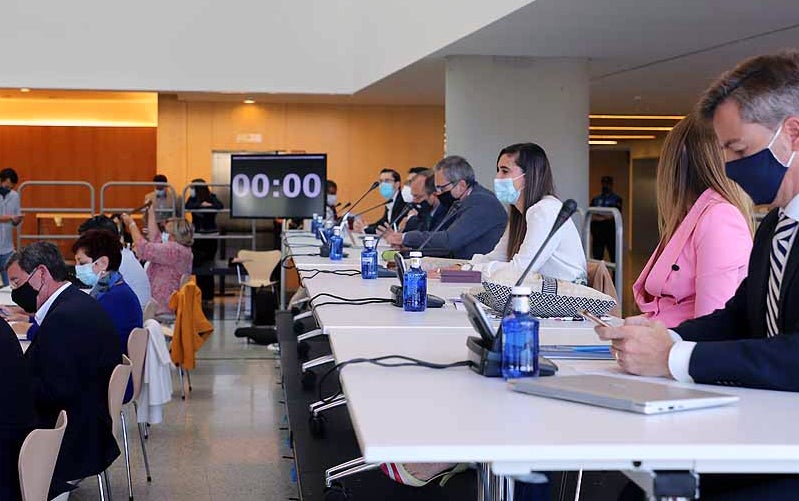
[337,181,379,225]
[491,199,578,351]
[414,202,462,252]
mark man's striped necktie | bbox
[766,213,799,336]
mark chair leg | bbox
[178,367,186,400]
[98,473,107,501]
[187,370,192,392]
[236,285,245,323]
[104,470,114,501]
[138,422,153,482]
[120,411,134,501]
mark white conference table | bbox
[330,327,799,481]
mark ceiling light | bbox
[590,126,673,132]
[243,99,255,104]
[589,114,684,120]
[19,88,30,93]
[589,140,618,145]
[589,135,657,140]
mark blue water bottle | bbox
[361,237,378,279]
[329,227,344,261]
[501,286,540,379]
[311,213,320,238]
[323,220,334,242]
[402,251,427,311]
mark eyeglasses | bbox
[434,181,454,192]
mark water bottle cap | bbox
[325,221,333,228]
[511,286,532,296]
[409,251,422,258]
[312,213,318,218]
[363,236,374,241]
[333,227,341,235]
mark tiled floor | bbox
[69,299,297,501]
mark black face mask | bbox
[12,281,39,314]
[0,186,10,197]
[413,201,432,213]
[437,189,458,208]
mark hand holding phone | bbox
[580,309,611,327]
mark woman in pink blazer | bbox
[634,115,753,328]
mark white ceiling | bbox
[354,0,799,112]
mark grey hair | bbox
[6,242,69,281]
[434,155,476,186]
[699,50,799,129]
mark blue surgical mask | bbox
[493,175,524,204]
[75,261,99,287]
[161,232,170,244]
[725,123,796,205]
[379,182,395,200]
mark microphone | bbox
[492,199,578,350]
[338,181,379,223]
[413,202,462,252]
[373,203,415,247]
[340,202,351,211]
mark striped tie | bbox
[766,213,799,336]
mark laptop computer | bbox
[509,374,739,414]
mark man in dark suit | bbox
[390,169,448,233]
[380,156,508,259]
[6,242,121,484]
[354,168,408,234]
[598,51,799,499]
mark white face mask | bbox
[189,188,196,198]
[326,194,338,206]
[401,185,414,203]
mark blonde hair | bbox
[656,114,754,252]
[165,218,194,247]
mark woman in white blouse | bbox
[465,142,587,283]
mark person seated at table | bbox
[324,179,339,221]
[390,169,447,233]
[379,156,508,259]
[0,318,35,501]
[185,179,224,304]
[78,215,151,308]
[458,143,586,283]
[73,229,143,400]
[6,242,121,484]
[354,168,408,234]
[121,206,193,315]
[633,115,753,328]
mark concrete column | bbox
[445,56,589,206]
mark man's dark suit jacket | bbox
[365,192,408,234]
[25,285,122,481]
[404,203,448,233]
[674,208,799,391]
[0,321,34,501]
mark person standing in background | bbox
[0,168,22,286]
[185,179,224,305]
[144,174,179,226]
[589,176,622,262]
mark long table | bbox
[280,229,799,500]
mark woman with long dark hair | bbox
[466,142,586,282]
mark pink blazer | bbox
[633,189,752,328]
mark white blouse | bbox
[469,196,587,283]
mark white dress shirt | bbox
[120,247,152,308]
[668,193,799,382]
[468,196,587,283]
[34,282,72,325]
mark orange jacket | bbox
[168,280,213,370]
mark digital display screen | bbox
[230,154,327,219]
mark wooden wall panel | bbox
[0,125,156,255]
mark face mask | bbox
[12,272,39,314]
[437,189,457,207]
[493,174,524,205]
[601,186,611,194]
[414,201,431,213]
[725,123,797,205]
[75,261,99,287]
[326,194,337,206]
[189,188,196,198]
[379,182,395,200]
[0,186,9,197]
[155,188,166,198]
[401,185,413,203]
[161,232,170,244]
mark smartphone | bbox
[580,309,611,327]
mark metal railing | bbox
[181,182,256,250]
[16,181,95,248]
[100,181,180,219]
[581,207,624,306]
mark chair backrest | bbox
[18,410,68,501]
[179,273,192,288]
[108,356,133,438]
[142,298,159,322]
[236,250,282,284]
[127,328,149,402]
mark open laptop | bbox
[509,374,739,414]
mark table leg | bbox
[478,463,515,501]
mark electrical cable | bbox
[317,355,471,404]
[296,269,361,279]
[280,253,320,270]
